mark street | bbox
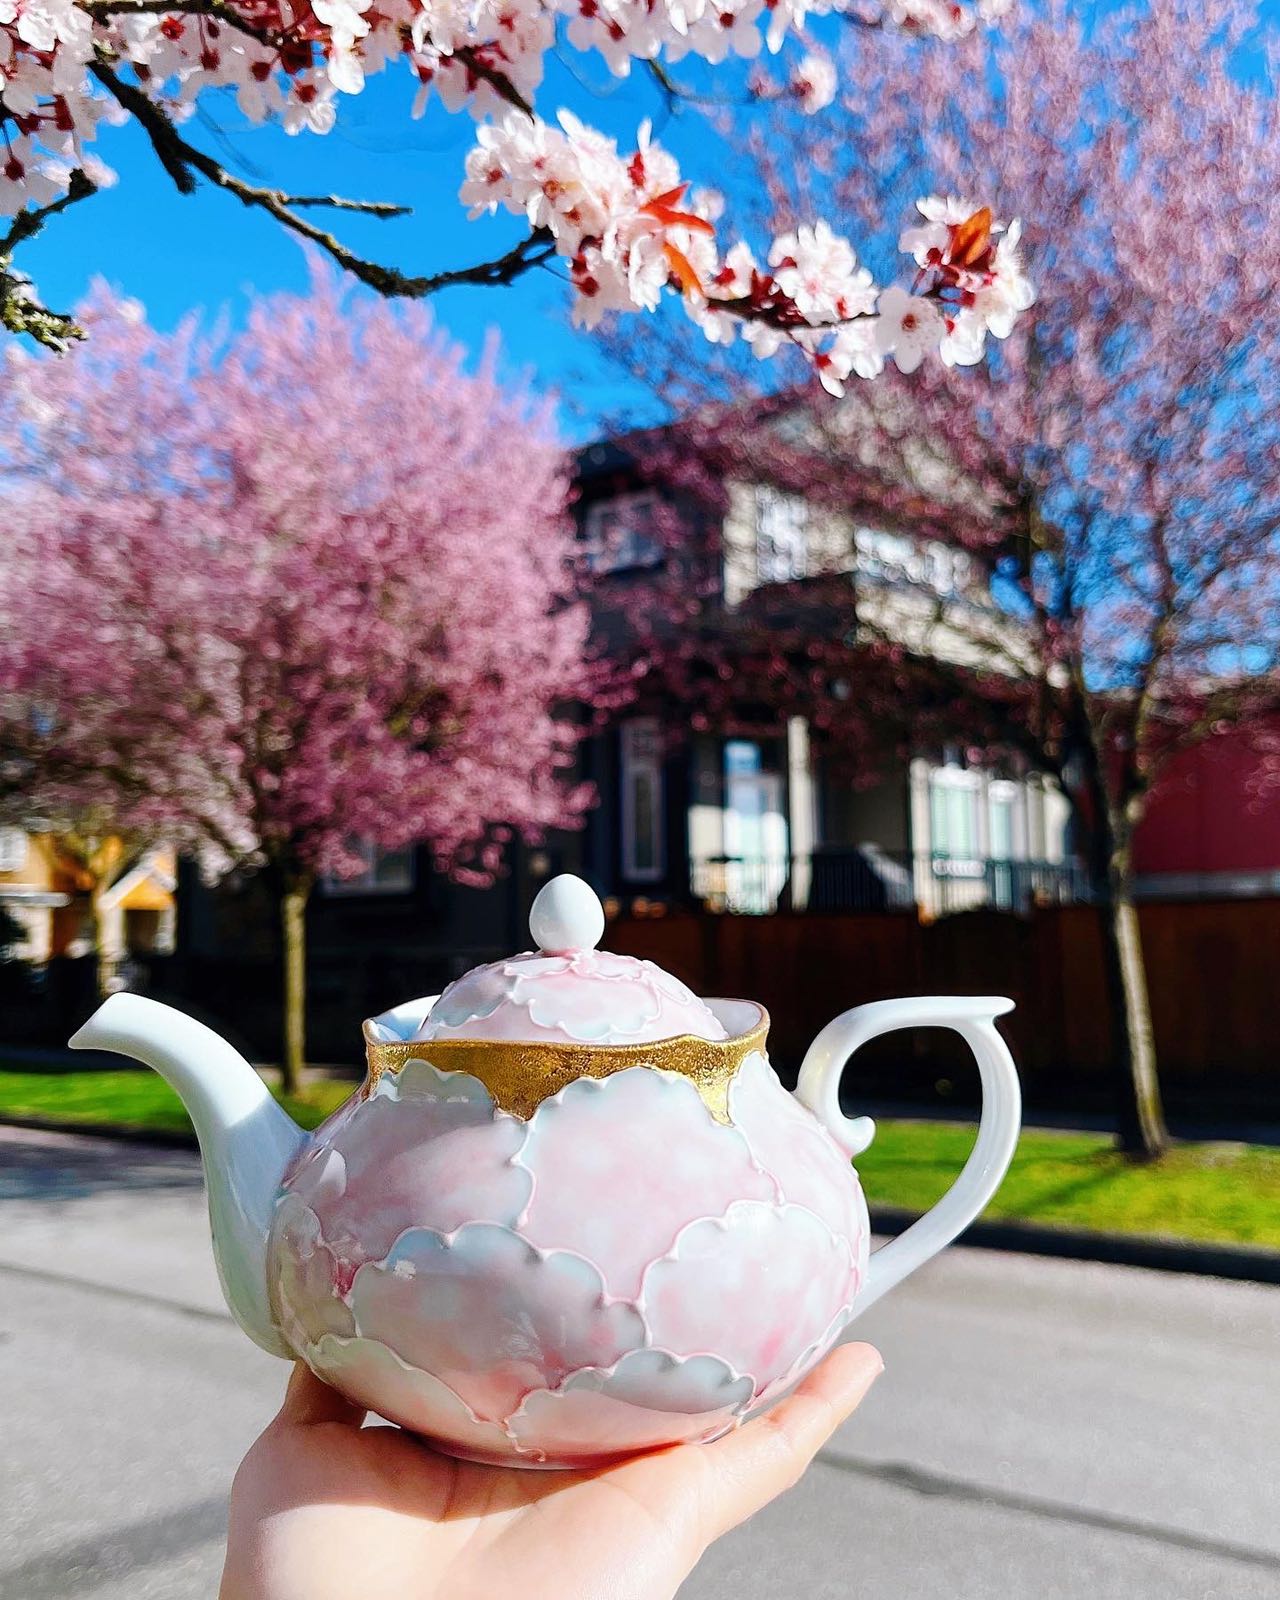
[2,1124,1278,1600]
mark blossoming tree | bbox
[0,276,592,1086]
[612,0,1280,1158]
[1,0,1029,379]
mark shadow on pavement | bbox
[0,1493,228,1600]
[0,1126,203,1204]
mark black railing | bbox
[690,849,1092,918]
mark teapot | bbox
[71,874,1020,1468]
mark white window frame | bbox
[323,839,415,895]
[754,486,809,585]
[583,491,664,575]
[854,525,973,597]
[0,827,27,873]
[620,718,666,883]
[986,778,1027,863]
[927,764,985,877]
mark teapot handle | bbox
[795,996,1021,1317]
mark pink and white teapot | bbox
[72,874,1020,1468]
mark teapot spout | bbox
[70,993,309,1357]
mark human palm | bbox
[221,1346,883,1600]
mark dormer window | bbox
[854,525,974,596]
[754,486,808,584]
[583,491,664,575]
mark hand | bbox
[220,1343,883,1600]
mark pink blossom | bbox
[0,272,594,887]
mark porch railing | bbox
[690,848,1092,918]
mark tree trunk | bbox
[1098,871,1169,1158]
[280,872,312,1097]
[1086,799,1169,1160]
[90,881,118,1000]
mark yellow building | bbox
[0,827,176,966]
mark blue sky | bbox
[22,56,727,442]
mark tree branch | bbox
[0,168,99,256]
[88,55,557,299]
[0,171,99,347]
[453,44,534,118]
[79,0,286,47]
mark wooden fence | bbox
[610,899,1280,1108]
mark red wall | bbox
[1134,727,1280,875]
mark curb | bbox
[869,1205,1280,1286]
[3,1115,1278,1287]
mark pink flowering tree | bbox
[0,0,1032,382]
[611,0,1280,1158]
[0,275,592,1086]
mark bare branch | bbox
[88,55,557,298]
[281,194,409,218]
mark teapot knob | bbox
[530,874,605,955]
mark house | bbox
[1133,726,1280,900]
[0,827,176,967]
[570,425,1081,921]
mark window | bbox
[928,765,983,873]
[754,487,808,584]
[722,740,789,914]
[0,828,27,873]
[583,492,664,575]
[854,526,973,596]
[987,779,1023,862]
[620,718,665,882]
[324,840,415,895]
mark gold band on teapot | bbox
[361,1009,770,1124]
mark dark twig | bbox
[1,171,100,347]
[453,44,535,118]
[89,56,554,298]
[79,0,287,48]
[0,168,99,255]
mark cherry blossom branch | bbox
[452,45,535,118]
[78,0,287,48]
[1,172,99,346]
[88,57,554,298]
[87,55,565,309]
[0,168,98,255]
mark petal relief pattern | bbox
[518,1067,775,1299]
[308,1334,518,1459]
[282,1088,531,1272]
[507,1350,754,1463]
[350,1223,646,1423]
[269,1194,356,1349]
[640,1201,859,1396]
[729,1051,868,1250]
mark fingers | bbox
[697,1342,883,1539]
[276,1361,368,1429]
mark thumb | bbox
[697,1342,883,1539]
[276,1361,368,1429]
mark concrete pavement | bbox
[2,1125,1277,1600]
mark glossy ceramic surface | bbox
[268,1022,866,1466]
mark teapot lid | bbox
[411,875,728,1047]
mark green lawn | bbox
[0,1067,354,1135]
[855,1119,1280,1251]
[2,1068,1278,1251]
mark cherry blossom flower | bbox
[874,283,943,372]
[790,52,837,114]
[0,0,1028,378]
